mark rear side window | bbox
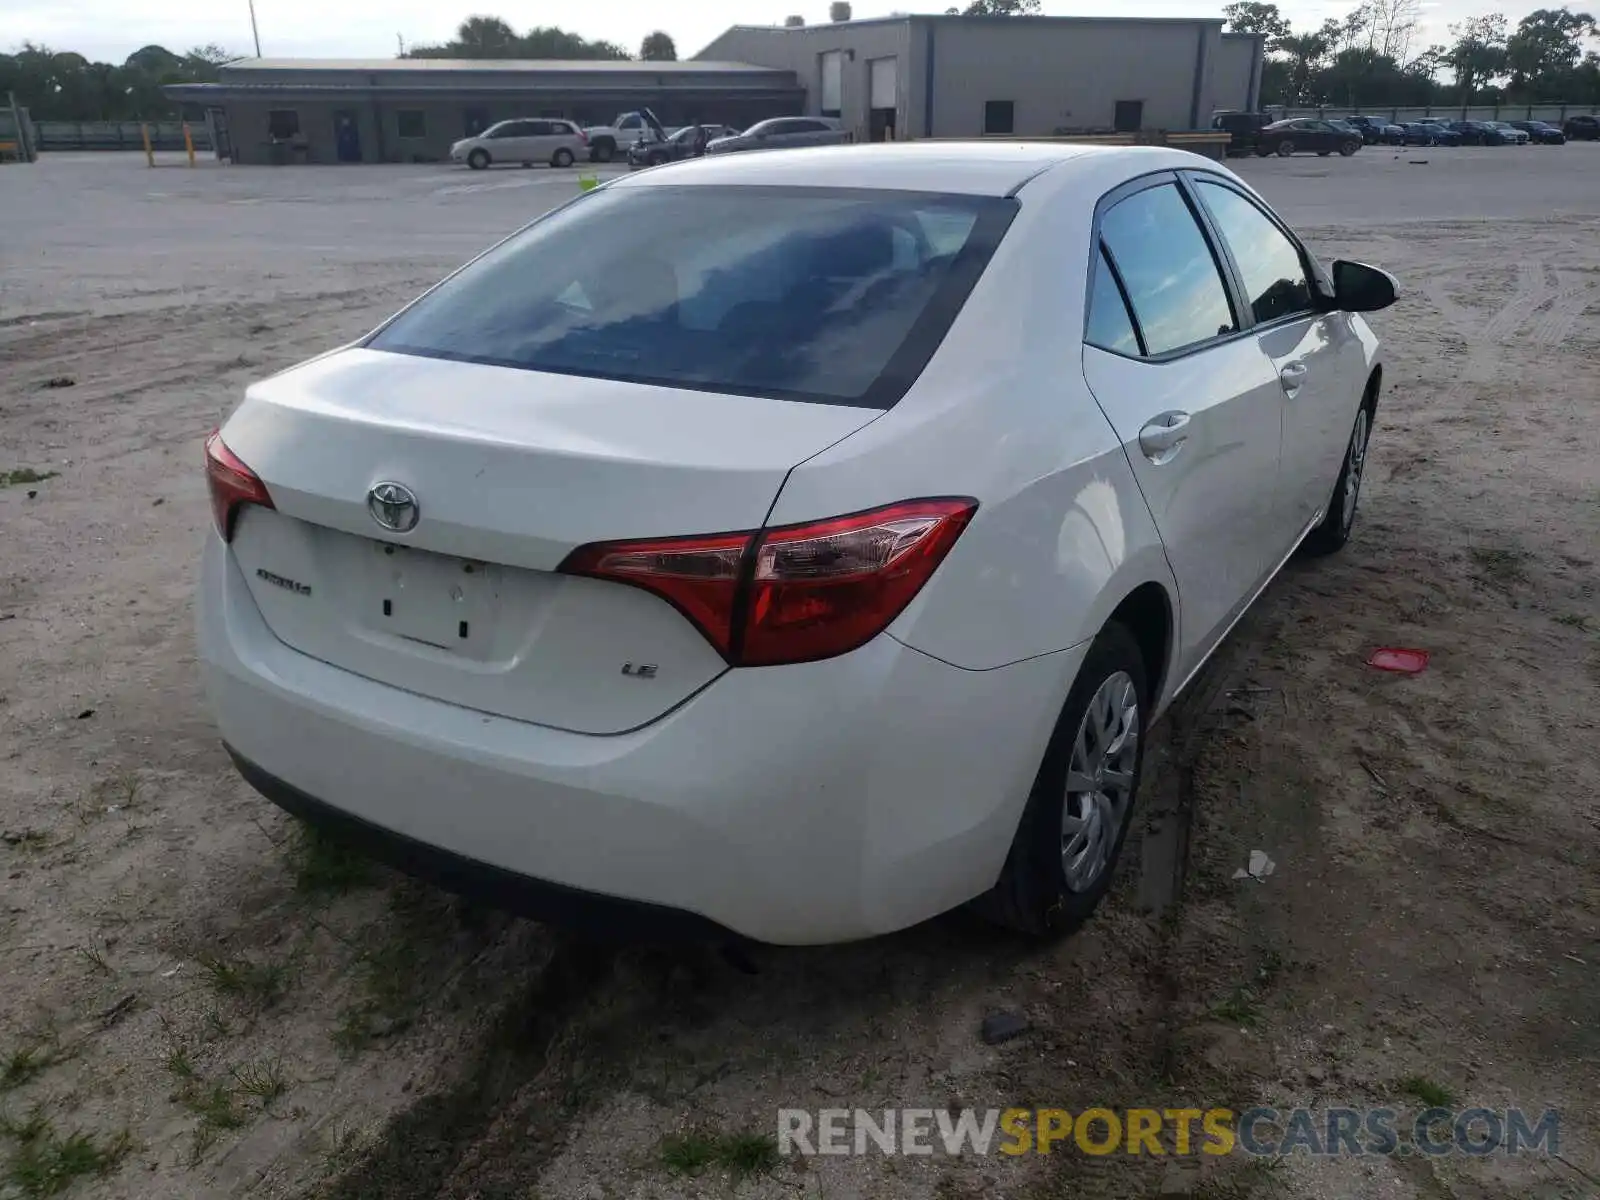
[1193,181,1313,324]
[1099,183,1236,356]
[368,185,1017,409]
[1085,248,1140,356]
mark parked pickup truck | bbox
[582,112,658,162]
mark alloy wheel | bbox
[1342,409,1370,531]
[1061,671,1139,893]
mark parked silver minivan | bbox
[705,117,850,155]
[450,119,589,170]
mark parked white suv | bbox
[450,119,588,170]
[199,144,1394,945]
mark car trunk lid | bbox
[221,347,880,733]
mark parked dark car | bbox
[1449,120,1509,145]
[1342,115,1388,144]
[1211,110,1273,156]
[627,122,740,168]
[1562,114,1599,140]
[1401,122,1461,146]
[1256,118,1362,157]
[1508,119,1566,144]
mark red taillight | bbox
[204,431,274,542]
[559,498,976,666]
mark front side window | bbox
[1193,180,1313,324]
[1098,183,1236,356]
[368,186,1017,408]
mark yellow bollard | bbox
[141,123,154,168]
[183,122,195,167]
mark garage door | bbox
[869,57,898,111]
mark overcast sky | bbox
[0,0,1521,67]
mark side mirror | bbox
[1331,260,1398,313]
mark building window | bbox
[983,101,1013,135]
[267,109,300,140]
[1113,100,1144,132]
[397,110,426,139]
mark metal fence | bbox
[1277,103,1600,124]
[35,120,214,152]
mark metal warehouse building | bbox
[164,59,805,165]
[165,15,1262,164]
[699,15,1263,142]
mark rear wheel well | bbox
[1107,583,1173,707]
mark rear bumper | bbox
[198,536,1081,944]
[227,746,732,941]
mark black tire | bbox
[467,149,490,171]
[1301,396,1375,557]
[1338,140,1359,156]
[1276,139,1295,157]
[589,138,615,163]
[551,148,574,168]
[976,623,1149,937]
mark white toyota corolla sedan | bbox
[198,143,1395,945]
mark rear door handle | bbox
[1138,411,1191,463]
[1279,362,1308,396]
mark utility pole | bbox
[247,0,262,56]
[397,32,406,56]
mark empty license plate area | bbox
[361,540,502,657]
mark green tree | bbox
[639,31,677,60]
[1445,13,1510,99]
[1223,1,1291,40]
[1277,30,1332,101]
[1506,8,1597,95]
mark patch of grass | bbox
[659,1130,720,1176]
[658,1130,779,1181]
[1398,1075,1456,1108]
[203,1006,233,1039]
[196,952,290,1009]
[181,1083,245,1132]
[718,1132,780,1180]
[1,1113,132,1199]
[1210,987,1263,1027]
[1554,612,1590,629]
[164,1048,197,1082]
[0,469,59,490]
[75,945,111,975]
[1468,546,1529,586]
[1,1046,55,1093]
[230,1057,291,1108]
[288,822,377,895]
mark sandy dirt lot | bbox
[1,147,1597,1200]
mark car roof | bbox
[607,141,1135,197]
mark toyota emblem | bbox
[367,481,420,533]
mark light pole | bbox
[248,0,262,56]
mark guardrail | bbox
[36,120,214,152]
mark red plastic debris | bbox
[1367,648,1429,674]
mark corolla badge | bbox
[367,481,420,532]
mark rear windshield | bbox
[367,185,1016,408]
